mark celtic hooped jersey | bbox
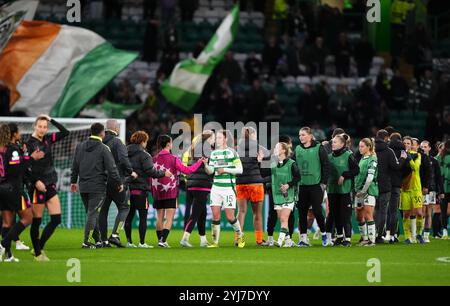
[209,148,242,188]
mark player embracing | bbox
[204,130,245,248]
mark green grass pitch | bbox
[1,229,449,286]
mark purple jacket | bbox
[150,150,202,201]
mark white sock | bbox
[424,231,429,239]
[182,232,190,242]
[368,222,376,243]
[359,223,368,240]
[278,232,286,246]
[200,235,207,244]
[230,219,243,238]
[267,236,274,243]
[326,232,332,241]
[385,230,391,241]
[443,229,448,236]
[212,224,221,244]
[411,218,417,239]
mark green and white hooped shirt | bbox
[209,148,242,188]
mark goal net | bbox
[0,117,126,229]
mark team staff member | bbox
[295,127,330,247]
[420,140,445,242]
[71,123,123,249]
[99,120,137,248]
[236,127,268,246]
[26,114,69,259]
[326,134,359,247]
[374,130,407,243]
[125,131,171,248]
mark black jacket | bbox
[236,139,265,185]
[103,130,133,181]
[429,155,444,193]
[128,144,165,191]
[419,150,431,190]
[186,142,214,190]
[2,143,31,193]
[71,136,121,194]
[389,139,408,188]
[375,138,406,193]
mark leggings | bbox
[184,190,208,235]
[297,185,326,234]
[327,193,352,238]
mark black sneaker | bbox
[102,241,112,248]
[95,241,103,249]
[108,236,125,248]
[333,237,344,246]
[82,242,96,249]
[341,240,352,247]
[393,236,399,243]
[375,236,385,244]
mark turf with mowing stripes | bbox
[1,229,449,285]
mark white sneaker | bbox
[200,240,211,248]
[443,229,448,240]
[4,256,19,263]
[158,242,171,248]
[127,243,137,248]
[15,241,30,251]
[283,238,294,248]
[424,236,431,243]
[0,243,4,262]
[180,240,193,248]
[138,243,153,249]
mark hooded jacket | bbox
[103,130,133,181]
[375,138,406,193]
[236,138,266,185]
[71,136,121,193]
[389,138,408,188]
[128,143,165,191]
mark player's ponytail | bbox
[0,124,10,148]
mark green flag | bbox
[161,3,240,111]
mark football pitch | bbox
[1,229,449,286]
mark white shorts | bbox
[210,185,236,209]
[354,195,376,208]
[274,202,295,211]
[423,192,437,206]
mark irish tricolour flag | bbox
[0,20,138,117]
[161,3,239,111]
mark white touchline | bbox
[436,257,450,263]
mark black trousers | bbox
[297,185,326,234]
[266,186,294,236]
[184,190,207,235]
[441,194,450,231]
[327,193,352,238]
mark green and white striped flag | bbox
[161,3,239,111]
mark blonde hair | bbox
[299,126,316,141]
[360,138,376,156]
[278,142,292,157]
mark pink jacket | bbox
[150,150,202,201]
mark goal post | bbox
[0,117,126,229]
